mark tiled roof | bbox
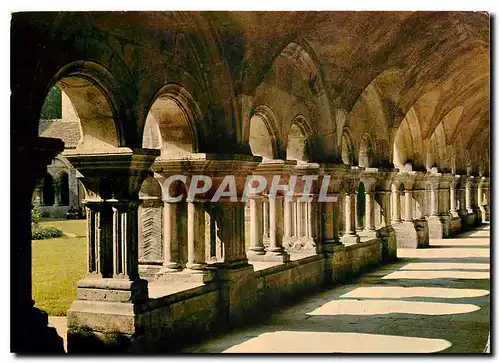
[39,120,81,149]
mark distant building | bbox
[33,86,85,218]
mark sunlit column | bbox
[266,196,288,258]
[283,198,293,239]
[186,201,207,270]
[159,202,182,271]
[365,192,375,231]
[248,196,265,256]
[404,189,413,222]
[430,184,438,216]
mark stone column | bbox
[64,148,159,351]
[247,196,266,257]
[466,178,473,213]
[391,185,401,223]
[340,190,360,245]
[265,196,290,262]
[404,189,413,222]
[263,198,270,242]
[322,201,335,242]
[158,201,182,272]
[450,182,458,217]
[296,200,304,237]
[304,198,319,252]
[365,192,375,231]
[283,198,293,241]
[477,177,488,223]
[110,201,142,280]
[11,136,65,353]
[430,183,438,216]
[217,202,249,267]
[186,201,207,270]
[53,180,61,206]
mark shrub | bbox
[32,226,64,240]
[31,208,42,230]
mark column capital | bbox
[318,163,350,194]
[64,147,160,201]
[394,170,417,190]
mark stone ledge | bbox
[253,254,324,279]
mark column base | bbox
[76,277,149,303]
[68,278,150,353]
[393,220,429,248]
[264,247,291,262]
[67,299,138,353]
[377,226,398,262]
[449,215,462,235]
[427,214,451,239]
[322,239,343,253]
[462,210,479,229]
[155,268,215,283]
[155,263,182,274]
[246,247,266,257]
[340,234,360,246]
[360,229,377,240]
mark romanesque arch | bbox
[247,105,281,160]
[40,61,124,150]
[359,134,374,168]
[286,115,313,163]
[341,129,355,166]
[142,83,201,158]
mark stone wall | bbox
[330,238,382,283]
[68,237,392,353]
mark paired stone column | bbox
[265,195,289,261]
[340,170,361,245]
[249,159,295,261]
[360,170,378,238]
[319,164,348,252]
[391,169,428,248]
[425,171,451,239]
[391,183,402,223]
[11,136,65,353]
[64,147,159,351]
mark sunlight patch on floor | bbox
[382,270,489,280]
[430,239,489,247]
[306,299,480,316]
[400,262,489,271]
[341,286,490,299]
[397,248,489,259]
[223,331,452,353]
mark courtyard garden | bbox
[32,219,87,316]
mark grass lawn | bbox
[32,219,87,316]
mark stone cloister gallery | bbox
[11,11,490,353]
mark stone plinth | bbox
[393,219,429,248]
[427,214,452,239]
